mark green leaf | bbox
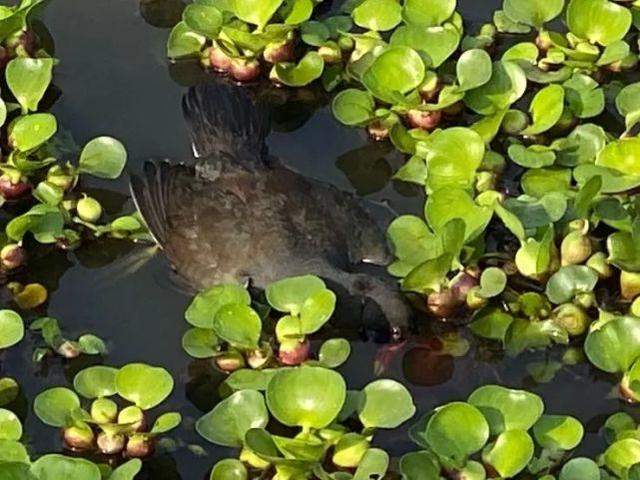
[425,188,493,242]
[115,363,174,410]
[533,415,584,450]
[585,316,640,373]
[390,24,460,68]
[464,60,527,115]
[0,310,23,350]
[73,366,118,399]
[186,284,251,328]
[266,366,346,429]
[33,387,80,427]
[470,307,515,342]
[196,390,268,447]
[402,253,452,294]
[567,0,632,46]
[563,73,605,119]
[0,409,22,441]
[108,459,143,480]
[559,458,600,480]
[352,0,402,31]
[213,304,262,350]
[10,113,57,152]
[210,459,248,480]
[521,168,571,198]
[353,448,389,480]
[358,379,416,429]
[182,328,219,358]
[478,268,507,299]
[78,136,127,179]
[482,429,534,478]
[318,338,351,369]
[266,275,326,316]
[402,0,456,26]
[331,89,375,126]
[596,137,640,177]
[362,46,425,103]
[503,0,564,28]
[604,438,640,478]
[31,455,101,480]
[616,82,640,130]
[468,385,543,434]
[545,265,598,304]
[273,52,324,87]
[182,3,222,38]
[6,58,53,112]
[424,402,490,467]
[521,84,565,135]
[166,21,205,59]
[399,450,441,480]
[234,0,283,27]
[457,49,492,91]
[420,127,485,192]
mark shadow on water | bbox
[0,0,628,477]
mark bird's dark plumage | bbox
[130,80,411,330]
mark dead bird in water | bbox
[130,80,412,336]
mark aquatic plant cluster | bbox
[168,1,640,376]
[5,0,640,478]
[0,0,148,279]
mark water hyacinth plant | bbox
[200,364,416,479]
[183,275,348,370]
[33,363,179,459]
[0,0,148,286]
[164,0,640,364]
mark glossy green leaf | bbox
[545,265,599,304]
[10,113,57,152]
[402,0,455,26]
[186,284,251,328]
[362,46,425,103]
[182,3,222,37]
[468,385,544,434]
[73,366,118,399]
[521,84,565,136]
[596,138,640,177]
[457,49,492,91]
[0,311,23,350]
[182,327,219,358]
[533,415,584,450]
[567,0,632,46]
[6,57,53,112]
[166,21,205,59]
[559,457,600,480]
[425,402,490,467]
[234,0,283,27]
[503,0,564,28]
[332,89,375,126]
[358,379,416,429]
[33,387,80,427]
[390,24,460,68]
[604,438,640,478]
[0,409,21,441]
[31,455,101,480]
[115,363,174,410]
[425,188,493,242]
[273,52,324,87]
[585,316,640,373]
[266,366,346,429]
[210,459,248,480]
[318,338,351,368]
[213,304,262,350]
[196,390,268,447]
[482,429,534,478]
[353,0,402,31]
[78,136,127,179]
[464,60,527,115]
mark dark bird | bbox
[130,80,411,336]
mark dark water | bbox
[0,0,630,478]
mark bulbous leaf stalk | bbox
[1,244,26,270]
